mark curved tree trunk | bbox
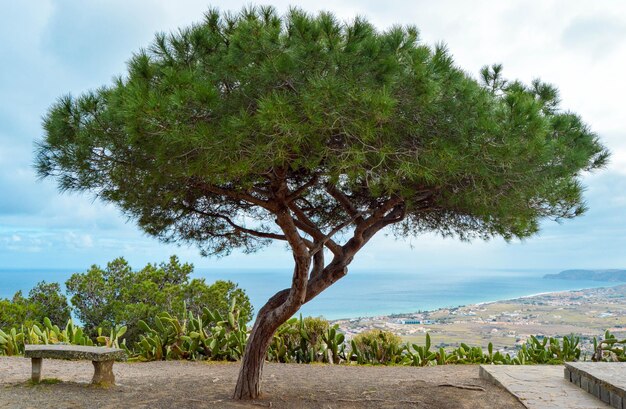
[233,267,347,399]
[233,262,354,399]
[234,208,316,399]
[233,197,400,399]
[233,308,281,399]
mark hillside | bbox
[544,269,626,281]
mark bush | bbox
[268,316,331,363]
[0,317,94,356]
[0,294,31,331]
[0,282,70,331]
[593,330,626,362]
[350,329,403,364]
[28,282,71,326]
[133,298,247,361]
[0,310,592,368]
[65,256,253,342]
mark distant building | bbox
[401,319,434,325]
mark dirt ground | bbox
[0,357,523,408]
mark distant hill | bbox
[544,269,626,282]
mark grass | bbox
[27,378,62,386]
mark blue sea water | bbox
[0,267,621,320]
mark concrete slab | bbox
[480,365,611,409]
[565,362,626,409]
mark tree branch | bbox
[185,206,287,241]
[309,242,325,281]
[363,203,406,240]
[192,179,277,211]
[286,174,319,202]
[271,207,311,319]
[262,259,348,312]
[309,213,363,256]
[287,201,343,256]
[355,196,403,235]
[325,184,365,223]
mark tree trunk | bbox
[233,298,289,399]
[230,185,402,399]
[233,316,280,399]
[233,265,350,399]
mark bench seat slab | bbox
[24,345,126,361]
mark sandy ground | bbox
[0,357,524,408]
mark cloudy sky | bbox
[1,0,625,272]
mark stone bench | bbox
[24,344,126,386]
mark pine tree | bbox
[36,6,608,399]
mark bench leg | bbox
[92,360,115,386]
[31,358,42,383]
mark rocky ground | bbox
[0,358,523,408]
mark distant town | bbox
[333,284,626,357]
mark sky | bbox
[0,0,625,272]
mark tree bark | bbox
[233,290,292,399]
[233,316,274,399]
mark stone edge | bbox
[479,365,529,409]
[564,363,624,409]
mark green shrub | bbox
[267,315,347,364]
[0,317,96,356]
[401,332,436,366]
[322,325,346,364]
[593,330,626,362]
[350,329,403,364]
[0,327,24,356]
[133,298,248,362]
[27,282,71,326]
[0,308,592,369]
[516,334,580,364]
[27,318,94,346]
[268,315,332,363]
[0,282,70,332]
[65,256,253,343]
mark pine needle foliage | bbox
[36,6,607,255]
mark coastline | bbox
[329,282,625,322]
[472,285,620,308]
[296,272,625,320]
[4,268,624,321]
[332,283,626,354]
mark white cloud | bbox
[64,232,94,249]
[608,148,626,175]
[0,0,625,271]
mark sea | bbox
[0,267,621,320]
